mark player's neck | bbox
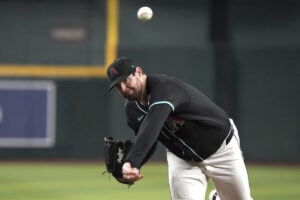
[139,99,148,107]
[139,75,148,106]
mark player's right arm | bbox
[125,101,158,166]
[125,103,173,168]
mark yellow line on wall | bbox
[0,0,118,78]
[105,0,118,67]
[0,64,106,78]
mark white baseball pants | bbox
[166,119,253,200]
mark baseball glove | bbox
[103,136,133,184]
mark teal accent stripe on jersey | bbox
[162,126,204,161]
[135,101,148,114]
[149,101,175,111]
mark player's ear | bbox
[135,66,143,76]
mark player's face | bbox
[115,72,144,101]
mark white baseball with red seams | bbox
[137,6,153,21]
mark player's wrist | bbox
[122,162,132,169]
[124,159,140,169]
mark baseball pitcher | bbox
[104,57,253,200]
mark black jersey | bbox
[125,74,231,168]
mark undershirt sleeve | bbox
[125,103,173,168]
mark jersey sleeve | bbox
[125,104,172,168]
[124,100,159,167]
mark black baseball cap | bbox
[106,57,136,91]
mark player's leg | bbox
[212,139,252,200]
[166,150,208,200]
[201,120,252,200]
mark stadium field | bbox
[0,161,299,200]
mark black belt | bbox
[225,126,234,145]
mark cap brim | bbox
[108,75,128,91]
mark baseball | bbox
[137,6,153,21]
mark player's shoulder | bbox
[148,74,187,91]
[148,74,173,80]
[147,74,178,86]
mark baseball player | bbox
[107,57,253,200]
